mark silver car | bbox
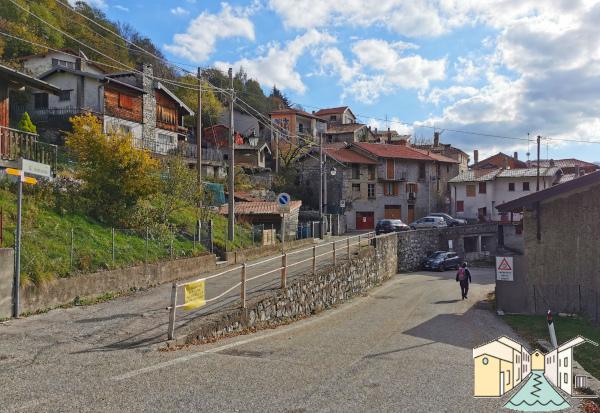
[410,216,448,229]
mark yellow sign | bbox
[183,280,206,310]
[6,168,21,176]
[23,177,37,185]
[4,168,36,185]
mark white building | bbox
[545,336,598,395]
[449,167,562,222]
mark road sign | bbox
[496,256,514,281]
[277,192,291,213]
[183,280,206,310]
[5,168,37,185]
[340,200,346,208]
[19,159,51,178]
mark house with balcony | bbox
[0,63,61,170]
[412,132,470,172]
[313,106,357,125]
[323,123,375,144]
[269,108,327,145]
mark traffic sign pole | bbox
[13,176,22,317]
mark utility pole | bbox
[13,177,22,317]
[227,67,235,241]
[196,67,202,193]
[536,135,541,192]
[319,132,323,217]
[272,118,279,173]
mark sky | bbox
[91,0,600,163]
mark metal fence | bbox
[166,231,382,339]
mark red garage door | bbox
[356,212,374,230]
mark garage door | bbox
[384,205,401,219]
[356,212,374,230]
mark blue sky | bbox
[97,0,600,163]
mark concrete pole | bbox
[12,177,22,317]
[536,135,541,192]
[228,68,235,241]
[196,67,202,193]
[319,132,323,217]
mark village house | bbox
[472,151,527,170]
[529,158,599,179]
[412,132,470,172]
[218,108,260,138]
[449,167,562,222]
[269,108,327,145]
[372,128,411,144]
[313,106,357,125]
[323,123,375,144]
[298,142,458,230]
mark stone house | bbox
[313,106,357,125]
[269,108,327,144]
[412,132,470,172]
[472,151,527,170]
[495,171,600,318]
[449,167,562,222]
[235,141,271,169]
[323,123,375,144]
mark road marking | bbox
[111,275,416,381]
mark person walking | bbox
[456,262,472,300]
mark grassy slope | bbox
[504,314,600,380]
[0,187,254,285]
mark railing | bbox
[166,231,384,339]
[10,106,85,124]
[0,126,57,170]
[175,141,225,162]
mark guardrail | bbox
[166,231,381,340]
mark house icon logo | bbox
[473,335,598,411]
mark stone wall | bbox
[20,253,216,315]
[0,249,14,319]
[175,233,398,343]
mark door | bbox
[386,159,394,179]
[407,205,415,223]
[356,212,374,230]
[500,372,505,396]
[384,205,401,219]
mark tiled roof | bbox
[497,167,561,178]
[219,201,302,215]
[323,146,376,164]
[529,158,599,169]
[0,64,62,94]
[353,142,457,163]
[325,123,366,134]
[449,167,560,183]
[558,173,577,184]
[410,148,459,164]
[269,108,326,122]
[314,106,349,116]
[449,169,502,183]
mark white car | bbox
[410,216,448,229]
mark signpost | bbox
[496,256,514,281]
[277,193,291,252]
[6,159,50,317]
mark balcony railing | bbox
[0,126,57,171]
[175,142,225,162]
[10,106,85,125]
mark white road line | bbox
[111,275,419,382]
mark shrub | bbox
[17,112,37,134]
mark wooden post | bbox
[167,283,178,340]
[281,253,287,289]
[358,234,361,248]
[241,263,247,308]
[332,241,336,266]
[312,245,316,275]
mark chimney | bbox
[387,127,391,144]
[514,151,518,160]
[473,150,479,165]
[433,131,440,147]
[142,64,156,145]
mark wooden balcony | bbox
[0,126,57,171]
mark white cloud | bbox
[170,6,189,16]
[67,0,106,8]
[114,5,129,12]
[165,3,255,63]
[420,86,479,106]
[215,30,335,94]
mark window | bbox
[507,370,511,384]
[564,358,568,367]
[479,182,487,194]
[352,183,361,194]
[118,93,134,110]
[466,184,476,197]
[559,358,561,367]
[482,357,489,365]
[564,373,568,384]
[368,165,376,180]
[34,93,49,110]
[523,182,530,191]
[456,201,464,212]
[508,182,515,192]
[330,115,337,121]
[352,164,360,179]
[51,58,75,69]
[57,89,72,102]
[384,183,398,196]
[386,159,394,179]
[368,184,375,199]
[298,123,304,133]
[157,105,177,125]
[406,183,418,193]
[119,124,131,134]
[418,163,426,180]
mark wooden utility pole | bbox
[196,67,202,192]
[536,135,541,191]
[227,68,235,241]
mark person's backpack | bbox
[457,267,466,281]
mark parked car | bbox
[422,251,462,271]
[429,213,467,227]
[409,216,448,229]
[375,219,410,235]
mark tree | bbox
[17,112,37,134]
[175,75,224,131]
[269,86,291,110]
[65,114,160,225]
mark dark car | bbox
[375,219,410,235]
[430,213,467,227]
[421,251,462,271]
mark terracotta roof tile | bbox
[325,123,366,134]
[314,106,349,116]
[323,146,376,164]
[219,201,302,215]
[353,142,457,163]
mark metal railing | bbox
[166,231,387,339]
[0,126,57,170]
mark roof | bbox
[353,142,457,163]
[235,142,271,154]
[219,200,302,215]
[496,170,600,212]
[269,108,327,122]
[497,167,561,178]
[156,82,194,116]
[16,48,106,73]
[314,106,355,118]
[529,158,599,169]
[0,64,62,94]
[558,173,577,184]
[449,167,560,183]
[473,152,528,169]
[410,148,459,164]
[39,66,144,93]
[449,169,502,183]
[323,146,377,165]
[558,336,598,352]
[325,123,366,134]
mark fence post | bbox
[312,245,316,275]
[170,229,174,259]
[347,237,351,258]
[111,228,115,264]
[332,241,336,265]
[281,253,287,289]
[167,283,178,340]
[70,227,74,269]
[241,263,247,308]
[145,227,149,263]
[358,234,361,248]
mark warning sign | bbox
[183,280,206,310]
[496,256,514,281]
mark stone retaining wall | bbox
[0,249,14,319]
[20,253,217,314]
[175,234,398,343]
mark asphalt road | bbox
[3,266,583,412]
